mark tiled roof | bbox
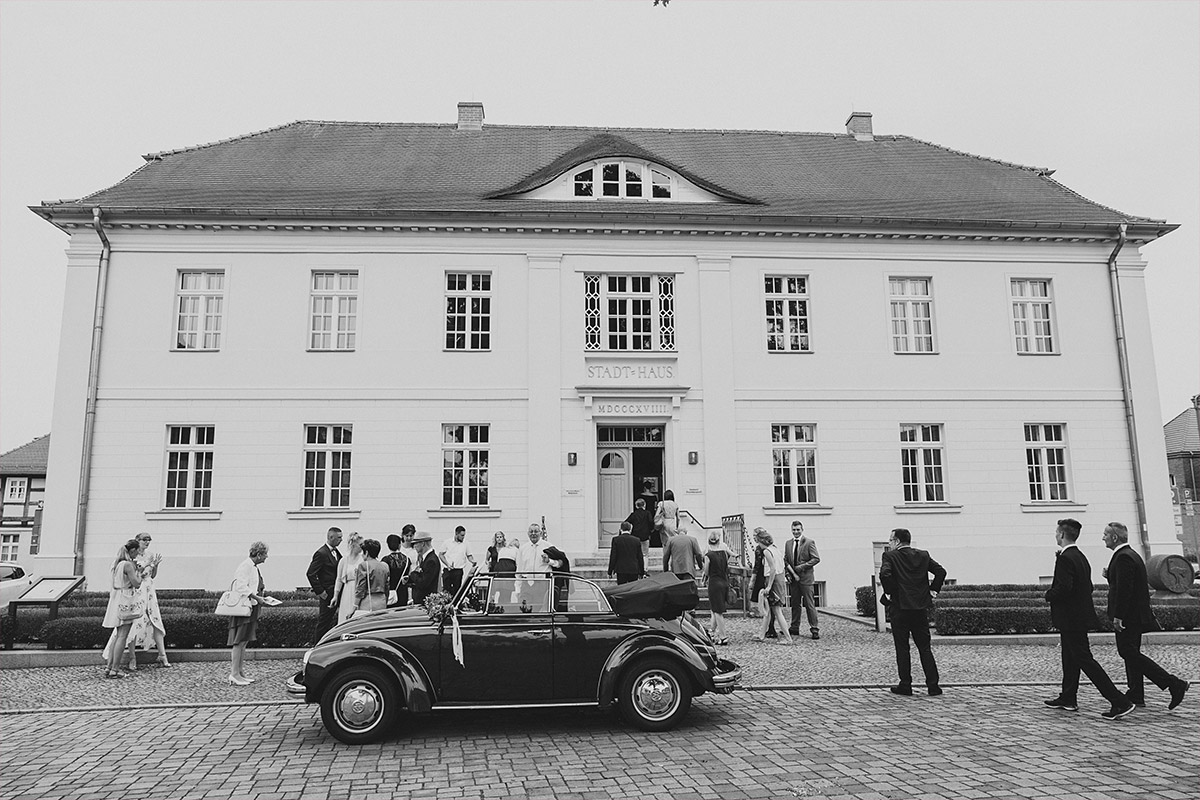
[34,120,1173,233]
[1164,408,1200,455]
[0,435,50,475]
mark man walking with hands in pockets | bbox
[879,527,945,697]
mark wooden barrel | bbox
[1145,554,1195,594]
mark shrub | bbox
[855,585,875,617]
[1,609,51,644]
[40,606,322,650]
[934,599,1199,635]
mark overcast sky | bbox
[1,0,1197,453]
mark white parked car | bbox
[0,562,36,607]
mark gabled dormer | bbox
[490,132,758,204]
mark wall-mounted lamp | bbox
[567,452,578,467]
[688,451,699,465]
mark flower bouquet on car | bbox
[422,591,455,627]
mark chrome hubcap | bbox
[336,682,383,730]
[633,671,678,720]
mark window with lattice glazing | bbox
[443,424,489,507]
[771,424,818,503]
[889,277,935,353]
[310,271,358,351]
[303,425,352,508]
[900,424,946,503]
[764,276,810,352]
[584,274,675,351]
[1010,279,1056,354]
[175,271,224,350]
[165,425,214,509]
[1025,423,1070,501]
[445,272,491,350]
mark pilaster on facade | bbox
[696,255,737,525]
[527,252,564,532]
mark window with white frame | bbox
[4,477,28,504]
[174,271,225,350]
[445,272,492,350]
[900,424,946,503]
[310,271,358,351]
[584,274,675,351]
[1025,423,1070,501]
[889,277,936,353]
[573,161,672,199]
[1,533,18,561]
[164,426,214,509]
[442,424,489,507]
[303,425,352,508]
[1010,279,1056,354]
[771,424,818,504]
[764,276,811,352]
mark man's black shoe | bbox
[1169,680,1190,711]
[927,687,943,697]
[788,629,799,636]
[1043,696,1078,711]
[1123,692,1145,708]
[764,631,778,639]
[1100,702,1135,721]
[889,685,913,696]
[811,632,820,640]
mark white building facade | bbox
[32,106,1177,604]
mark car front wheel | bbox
[618,657,692,731]
[319,665,401,744]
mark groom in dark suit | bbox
[879,527,946,696]
[306,526,343,643]
[1043,518,1134,720]
[608,522,645,585]
[1102,521,1190,711]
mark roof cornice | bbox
[30,204,1178,243]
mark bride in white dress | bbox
[334,532,364,625]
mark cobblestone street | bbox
[2,614,1197,799]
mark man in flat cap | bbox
[405,532,441,605]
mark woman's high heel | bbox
[156,656,171,668]
[227,675,251,685]
[104,669,124,679]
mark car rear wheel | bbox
[319,665,400,744]
[618,657,692,731]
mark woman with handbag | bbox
[101,539,143,679]
[226,541,269,685]
[654,489,680,548]
[353,539,390,616]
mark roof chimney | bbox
[845,111,873,142]
[457,101,484,131]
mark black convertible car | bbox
[287,570,741,744]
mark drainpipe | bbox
[1106,222,1151,559]
[73,208,112,576]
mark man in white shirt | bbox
[438,525,475,596]
[517,523,550,610]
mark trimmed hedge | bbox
[39,606,322,650]
[935,604,1200,635]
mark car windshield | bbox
[458,574,611,615]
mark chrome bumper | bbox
[711,658,742,693]
[284,670,306,696]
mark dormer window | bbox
[572,161,672,199]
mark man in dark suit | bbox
[406,533,441,604]
[1103,521,1190,711]
[785,520,821,639]
[879,527,946,696]
[1043,518,1134,720]
[883,525,945,695]
[306,526,343,643]
[608,521,645,585]
[624,499,654,561]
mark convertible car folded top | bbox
[287,570,741,744]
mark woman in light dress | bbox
[353,539,390,616]
[126,532,169,668]
[227,541,269,685]
[753,528,792,645]
[655,489,680,547]
[333,531,365,625]
[101,539,143,679]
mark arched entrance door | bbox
[597,449,632,545]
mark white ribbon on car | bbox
[451,613,464,666]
